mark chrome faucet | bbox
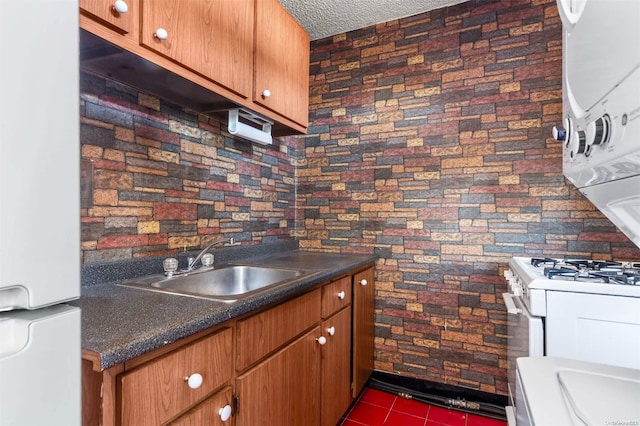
[187,237,235,270]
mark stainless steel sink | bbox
[118,265,312,302]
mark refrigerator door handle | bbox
[0,317,29,357]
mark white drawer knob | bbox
[327,326,335,336]
[185,373,203,389]
[219,404,232,422]
[262,89,271,98]
[113,0,128,14]
[316,336,327,345]
[337,291,345,300]
[154,28,168,40]
[360,279,368,286]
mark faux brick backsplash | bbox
[297,0,640,395]
[80,72,300,264]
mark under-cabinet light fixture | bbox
[227,108,273,145]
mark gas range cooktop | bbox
[508,257,640,299]
[530,257,640,285]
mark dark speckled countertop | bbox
[71,249,376,370]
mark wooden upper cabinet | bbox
[140,0,253,98]
[254,0,310,127]
[80,0,136,34]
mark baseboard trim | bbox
[367,371,508,421]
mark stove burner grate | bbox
[531,258,625,270]
[531,258,640,285]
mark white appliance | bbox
[553,0,640,247]
[0,1,81,425]
[502,257,640,425]
[516,357,640,426]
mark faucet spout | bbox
[188,237,234,270]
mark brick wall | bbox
[296,0,640,394]
[80,72,299,264]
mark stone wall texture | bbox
[79,0,640,396]
[79,73,299,264]
[296,0,640,394]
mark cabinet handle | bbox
[185,373,203,389]
[360,279,368,286]
[219,404,232,422]
[112,0,128,14]
[262,89,271,98]
[316,336,327,345]
[154,28,168,40]
[337,291,345,300]
[327,326,335,336]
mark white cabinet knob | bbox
[327,326,335,336]
[262,89,271,98]
[360,279,368,286]
[113,0,128,14]
[337,291,345,300]
[154,28,168,40]
[219,405,232,422]
[185,373,203,389]
[316,336,327,345]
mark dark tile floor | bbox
[340,388,507,426]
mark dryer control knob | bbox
[552,125,566,142]
[571,130,587,158]
[591,115,611,146]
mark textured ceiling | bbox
[279,0,470,40]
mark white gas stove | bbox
[506,256,640,316]
[503,256,640,425]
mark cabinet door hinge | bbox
[232,394,239,415]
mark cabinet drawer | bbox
[168,386,233,426]
[120,327,233,426]
[236,289,321,371]
[322,276,352,318]
[80,0,136,34]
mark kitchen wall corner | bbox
[297,0,640,395]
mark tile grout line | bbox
[382,395,397,425]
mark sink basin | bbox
[118,265,313,302]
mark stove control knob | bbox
[552,125,566,142]
[571,130,587,158]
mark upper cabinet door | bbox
[80,0,135,34]
[140,0,253,98]
[254,0,310,127]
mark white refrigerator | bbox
[0,1,81,425]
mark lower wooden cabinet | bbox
[120,327,233,426]
[321,307,353,426]
[236,328,322,426]
[168,386,233,426]
[81,264,375,426]
[353,267,375,398]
